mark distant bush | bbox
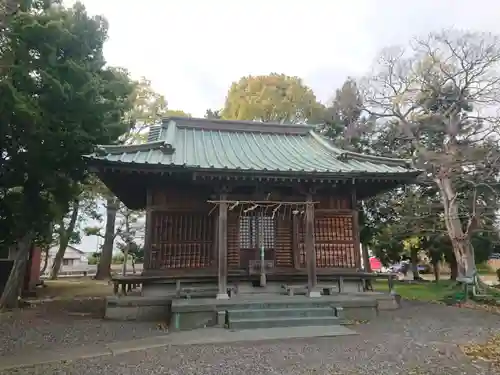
[112,253,124,264]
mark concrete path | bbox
[0,325,356,371]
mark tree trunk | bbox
[50,200,80,280]
[95,197,118,280]
[410,247,420,280]
[0,232,35,309]
[361,243,372,272]
[122,210,131,276]
[432,261,440,282]
[449,257,458,281]
[122,247,128,276]
[450,237,475,278]
[429,248,441,283]
[436,176,476,279]
[131,256,136,274]
[40,246,49,274]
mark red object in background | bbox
[24,246,42,293]
[369,257,382,271]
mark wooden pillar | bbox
[143,189,153,272]
[292,214,301,269]
[212,214,219,268]
[305,193,320,297]
[351,189,363,270]
[217,192,229,299]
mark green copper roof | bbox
[89,117,419,177]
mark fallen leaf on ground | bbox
[342,319,369,325]
[461,334,500,367]
[459,302,500,314]
[157,322,169,331]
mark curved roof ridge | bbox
[309,130,412,168]
[163,116,314,135]
[94,140,171,155]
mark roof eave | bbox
[86,158,422,181]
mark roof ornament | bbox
[159,142,175,154]
[95,146,107,156]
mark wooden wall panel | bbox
[298,212,357,268]
[150,186,211,211]
[316,196,351,210]
[227,212,240,269]
[299,243,356,268]
[149,212,214,269]
[146,190,358,271]
[275,216,293,267]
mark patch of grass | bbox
[35,278,113,300]
[374,280,457,302]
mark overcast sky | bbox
[68,0,500,118]
[68,0,500,251]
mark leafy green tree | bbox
[0,1,133,308]
[86,204,144,276]
[87,253,99,265]
[323,78,371,148]
[205,109,222,119]
[371,226,406,267]
[88,78,163,279]
[116,240,144,274]
[166,109,191,117]
[49,181,101,279]
[123,77,167,144]
[221,73,325,123]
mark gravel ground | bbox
[3,301,500,375]
[0,298,164,357]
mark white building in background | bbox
[41,245,90,276]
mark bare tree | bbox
[360,30,500,279]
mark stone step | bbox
[226,302,330,310]
[228,316,340,330]
[228,307,335,320]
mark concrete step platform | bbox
[228,315,340,330]
[228,306,335,319]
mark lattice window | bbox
[299,243,356,268]
[298,216,353,242]
[150,212,213,269]
[316,217,353,241]
[239,216,275,249]
[298,214,356,268]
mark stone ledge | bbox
[106,295,174,307]
[171,295,379,313]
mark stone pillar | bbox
[217,193,229,299]
[305,193,320,297]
